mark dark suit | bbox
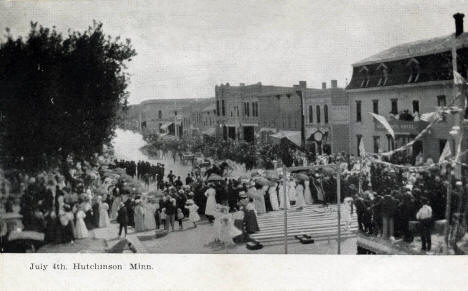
[117,206,128,236]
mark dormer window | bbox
[377,63,388,86]
[407,58,420,83]
[359,66,370,88]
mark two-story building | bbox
[346,14,468,161]
[215,82,295,142]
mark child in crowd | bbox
[160,208,167,231]
[176,208,184,230]
[185,199,200,228]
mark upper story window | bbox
[407,58,420,83]
[316,105,321,123]
[372,100,379,114]
[356,101,362,122]
[174,111,177,116]
[391,99,398,115]
[221,100,225,116]
[377,63,388,86]
[252,102,258,117]
[244,102,250,117]
[308,105,313,123]
[437,95,447,121]
[359,66,370,88]
[158,110,162,119]
[216,100,220,116]
[324,105,329,124]
[412,100,420,113]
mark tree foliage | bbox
[0,21,136,172]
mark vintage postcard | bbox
[1,0,468,290]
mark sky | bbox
[1,0,467,104]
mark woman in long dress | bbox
[342,196,354,230]
[99,200,110,228]
[304,179,313,205]
[248,183,266,215]
[143,200,156,230]
[268,182,279,211]
[288,179,297,206]
[74,207,89,239]
[110,188,121,220]
[219,210,242,245]
[134,200,146,232]
[243,198,260,234]
[278,180,290,209]
[295,180,305,210]
[204,185,217,222]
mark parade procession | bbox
[1,4,468,257]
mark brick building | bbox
[181,98,216,137]
[304,80,349,155]
[215,82,304,143]
[346,14,468,161]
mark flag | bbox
[439,140,451,163]
[369,112,395,139]
[420,111,440,122]
[359,138,366,157]
[454,71,467,85]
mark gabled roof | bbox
[354,32,468,66]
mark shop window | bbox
[324,105,328,124]
[308,105,313,123]
[316,105,321,123]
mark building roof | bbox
[354,32,468,66]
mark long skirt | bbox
[244,210,260,234]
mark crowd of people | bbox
[1,138,467,254]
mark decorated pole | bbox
[337,166,341,254]
[283,168,288,254]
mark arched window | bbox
[377,63,388,86]
[324,105,328,124]
[407,58,420,83]
[308,105,313,123]
[316,105,321,123]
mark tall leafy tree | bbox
[0,22,136,172]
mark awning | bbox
[202,128,216,136]
[225,123,238,127]
[241,123,258,127]
[270,131,301,146]
[160,122,173,130]
[259,127,277,133]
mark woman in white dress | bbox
[295,180,305,210]
[342,196,354,230]
[268,182,279,211]
[288,179,297,206]
[278,180,290,209]
[304,179,313,205]
[134,200,146,232]
[74,207,89,239]
[248,183,266,215]
[204,184,217,221]
[99,200,110,228]
[143,199,156,230]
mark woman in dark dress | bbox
[242,195,259,234]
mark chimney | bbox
[322,82,327,89]
[454,13,464,37]
[331,80,338,88]
[299,81,307,88]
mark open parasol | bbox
[207,174,224,182]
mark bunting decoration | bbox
[369,112,395,139]
[439,140,452,164]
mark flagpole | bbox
[283,168,288,254]
[336,166,341,254]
